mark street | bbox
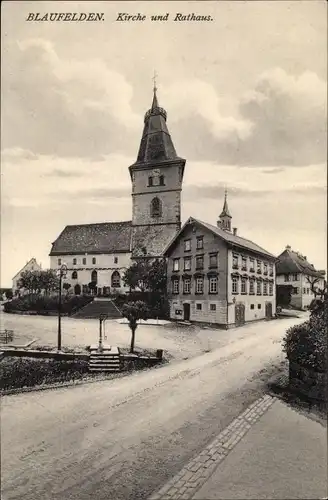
[2,317,308,500]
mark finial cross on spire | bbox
[152,70,158,92]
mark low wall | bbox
[1,349,89,361]
[289,360,327,402]
[120,354,163,371]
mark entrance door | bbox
[74,284,81,295]
[183,303,191,321]
[235,303,245,326]
[265,302,273,319]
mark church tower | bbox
[129,80,186,257]
[217,190,232,232]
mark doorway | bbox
[74,284,81,295]
[183,303,191,321]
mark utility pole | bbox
[56,264,67,351]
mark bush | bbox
[114,291,169,319]
[0,357,90,390]
[282,296,327,372]
[3,294,93,314]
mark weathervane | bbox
[152,70,158,92]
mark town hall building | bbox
[49,84,186,295]
[163,193,277,328]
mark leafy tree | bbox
[18,270,59,296]
[121,301,149,353]
[123,257,167,294]
[40,269,59,295]
[63,282,71,296]
[88,281,97,295]
[276,285,293,308]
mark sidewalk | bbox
[150,396,327,500]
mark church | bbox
[49,84,186,295]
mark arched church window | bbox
[72,271,78,280]
[111,271,121,288]
[150,197,162,218]
[148,176,153,187]
[159,175,165,186]
[91,270,97,284]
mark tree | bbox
[123,257,167,294]
[88,281,97,295]
[18,270,59,296]
[121,301,149,353]
[40,270,59,295]
[276,284,293,307]
[306,275,327,299]
[63,282,71,296]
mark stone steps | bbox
[88,345,121,372]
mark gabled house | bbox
[163,194,277,328]
[276,246,326,310]
[12,257,42,296]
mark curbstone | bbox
[149,395,276,500]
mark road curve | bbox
[1,317,303,500]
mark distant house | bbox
[163,194,277,328]
[276,246,326,310]
[12,258,42,296]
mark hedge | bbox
[3,294,93,314]
[282,296,327,372]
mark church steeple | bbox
[130,77,184,169]
[218,190,232,232]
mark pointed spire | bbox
[220,189,232,218]
[218,189,232,232]
[151,70,159,110]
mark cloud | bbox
[168,69,327,166]
[2,39,141,159]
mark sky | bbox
[1,0,327,287]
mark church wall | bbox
[50,252,131,294]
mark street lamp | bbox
[56,263,67,351]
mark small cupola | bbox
[217,190,232,232]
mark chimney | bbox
[286,245,291,250]
[233,227,237,236]
[303,256,307,260]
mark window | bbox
[91,270,97,284]
[258,304,262,309]
[150,197,162,218]
[172,279,179,294]
[232,276,238,294]
[196,303,202,311]
[249,279,255,295]
[292,287,298,295]
[184,239,191,252]
[111,271,121,288]
[269,282,274,295]
[232,254,239,269]
[209,276,218,294]
[196,277,204,294]
[159,175,165,186]
[58,259,62,265]
[72,271,78,279]
[209,253,218,268]
[284,274,290,282]
[173,259,180,272]
[269,264,274,276]
[292,273,298,281]
[83,258,86,265]
[114,257,118,264]
[241,278,247,294]
[184,257,191,271]
[183,278,191,294]
[303,287,306,294]
[210,304,216,311]
[196,255,204,270]
[264,263,268,275]
[250,304,255,310]
[257,260,262,273]
[73,258,77,265]
[249,258,255,271]
[306,288,310,295]
[257,281,262,295]
[148,176,153,186]
[92,257,96,265]
[242,257,247,271]
[263,282,268,295]
[196,236,204,250]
